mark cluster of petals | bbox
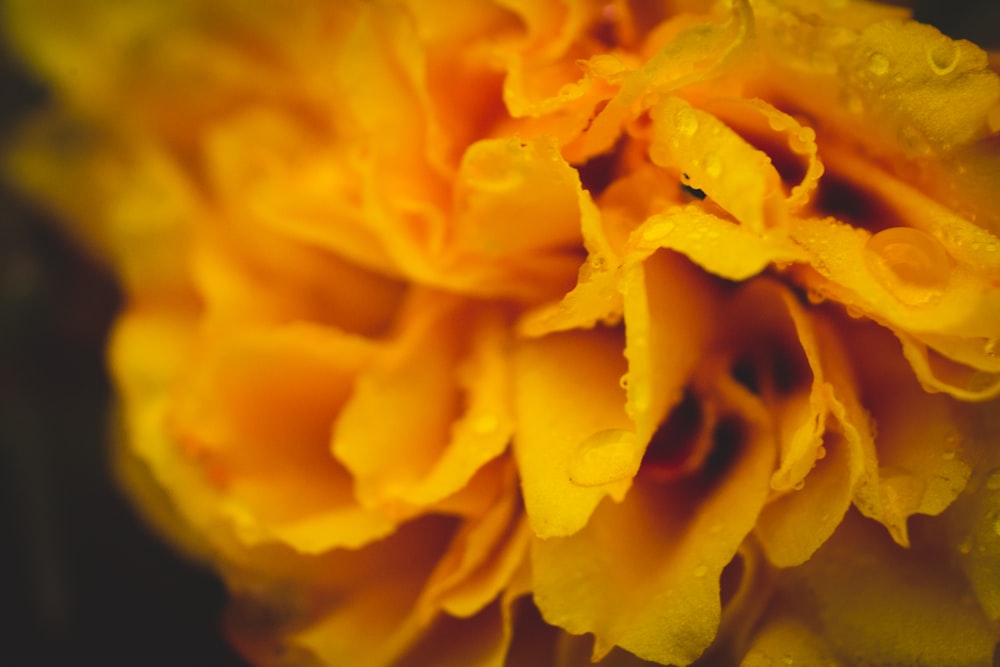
[6,0,1000,665]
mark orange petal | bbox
[333,291,512,514]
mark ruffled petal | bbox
[531,415,775,666]
[419,462,530,619]
[838,320,973,546]
[333,291,513,513]
[167,320,398,553]
[630,206,806,282]
[649,97,784,231]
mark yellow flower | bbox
[5,0,1000,665]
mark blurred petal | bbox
[777,511,996,667]
[740,612,843,667]
[333,291,512,513]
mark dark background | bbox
[0,3,996,666]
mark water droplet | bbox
[928,40,959,75]
[470,413,500,435]
[783,655,794,665]
[674,106,699,137]
[704,153,722,178]
[985,468,1000,491]
[958,538,972,555]
[619,373,629,389]
[568,429,641,487]
[863,227,952,306]
[942,450,955,461]
[642,221,676,244]
[792,479,805,491]
[693,564,708,578]
[868,52,890,76]
[816,446,827,460]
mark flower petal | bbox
[776,511,997,667]
[630,206,806,282]
[512,326,633,538]
[740,612,843,667]
[649,97,783,231]
[531,417,775,665]
[333,291,512,513]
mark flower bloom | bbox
[6,0,1000,665]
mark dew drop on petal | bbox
[863,227,952,305]
[867,52,890,76]
[985,468,1000,491]
[693,564,708,578]
[958,538,973,555]
[704,152,722,178]
[927,39,959,75]
[568,429,640,487]
[642,220,676,244]
[674,106,699,137]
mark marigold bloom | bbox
[5,0,1000,665]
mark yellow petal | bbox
[531,415,775,666]
[512,327,633,538]
[620,250,719,440]
[649,97,784,230]
[285,517,459,667]
[838,320,972,546]
[419,465,529,619]
[452,136,584,256]
[777,511,996,667]
[740,613,844,667]
[517,190,624,337]
[630,206,806,282]
[566,0,752,161]
[938,405,1000,622]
